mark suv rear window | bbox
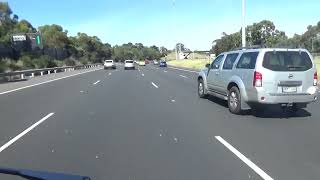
[262,51,312,71]
[126,60,133,63]
[236,52,259,69]
[105,60,113,63]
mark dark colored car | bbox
[159,61,167,67]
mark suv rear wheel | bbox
[228,87,242,114]
[198,79,207,98]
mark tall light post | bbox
[173,0,178,60]
[242,0,246,48]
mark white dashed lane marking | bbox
[151,82,159,88]
[93,80,101,85]
[0,113,55,153]
[215,136,274,180]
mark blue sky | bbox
[7,0,320,50]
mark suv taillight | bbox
[253,71,262,87]
[314,72,318,86]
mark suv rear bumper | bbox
[251,88,318,104]
[104,65,116,69]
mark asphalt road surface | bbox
[0,63,320,180]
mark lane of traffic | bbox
[0,65,263,180]
[0,69,107,147]
[142,64,320,179]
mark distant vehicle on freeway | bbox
[138,61,146,66]
[159,60,167,67]
[153,60,159,65]
[145,60,149,64]
[104,60,116,69]
[124,60,135,70]
[197,47,318,114]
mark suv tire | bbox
[228,86,242,114]
[198,79,207,98]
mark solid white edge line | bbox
[0,113,55,153]
[93,80,101,85]
[0,68,102,95]
[168,66,198,73]
[179,75,188,78]
[151,82,159,88]
[215,136,273,180]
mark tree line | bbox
[0,2,168,72]
[211,20,320,55]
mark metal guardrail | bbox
[0,64,101,81]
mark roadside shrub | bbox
[8,61,22,71]
[47,60,57,68]
[33,55,53,68]
[65,58,76,66]
[0,59,8,73]
[53,60,64,67]
[80,57,89,65]
[20,55,35,69]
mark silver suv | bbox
[197,48,318,114]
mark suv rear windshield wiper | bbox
[0,167,91,180]
[287,65,304,69]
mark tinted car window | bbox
[236,52,259,69]
[211,55,224,69]
[126,60,133,63]
[262,51,312,71]
[223,53,239,70]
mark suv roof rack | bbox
[233,45,266,51]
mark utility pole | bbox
[173,0,178,60]
[242,0,246,48]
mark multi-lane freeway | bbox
[0,63,320,180]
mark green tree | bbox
[14,20,35,33]
[159,46,168,57]
[212,32,241,55]
[38,24,69,49]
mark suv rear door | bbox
[258,50,314,95]
[234,51,260,99]
[219,53,240,95]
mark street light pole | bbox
[242,0,246,48]
[173,0,178,60]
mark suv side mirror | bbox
[205,64,210,68]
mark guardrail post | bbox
[72,68,74,71]
[48,70,51,75]
[54,70,57,73]
[20,74,25,79]
[40,71,44,76]
[31,73,34,77]
[64,69,67,72]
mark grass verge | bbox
[167,59,210,70]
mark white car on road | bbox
[124,60,135,70]
[104,60,116,69]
